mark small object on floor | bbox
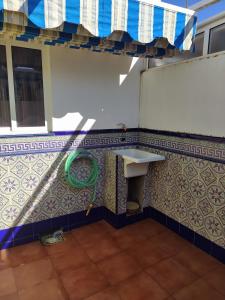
[86,203,94,216]
[40,229,64,246]
[127,201,140,215]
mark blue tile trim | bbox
[0,228,14,244]
[166,216,180,234]
[1,127,225,163]
[0,206,150,249]
[149,207,167,225]
[179,224,194,243]
[33,219,53,238]
[0,128,139,139]
[139,143,225,165]
[194,232,212,255]
[13,236,34,247]
[149,207,225,264]
[102,207,150,228]
[13,223,34,240]
[1,241,14,250]
[103,208,126,229]
[0,207,104,249]
[140,128,225,145]
[0,142,138,157]
[211,243,225,264]
[1,127,224,143]
[0,206,224,264]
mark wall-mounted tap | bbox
[117,123,127,142]
[117,123,127,132]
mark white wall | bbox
[50,47,144,131]
[140,52,225,137]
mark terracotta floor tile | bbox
[18,279,67,300]
[155,232,192,255]
[60,263,109,300]
[0,268,17,297]
[203,264,225,296]
[0,220,224,300]
[117,272,168,300]
[173,279,225,300]
[146,258,198,295]
[13,258,56,290]
[97,252,141,285]
[112,228,148,250]
[0,250,12,270]
[96,221,117,235]
[173,246,221,276]
[0,293,19,300]
[50,245,91,274]
[72,221,111,247]
[84,237,121,263]
[143,231,191,259]
[127,239,171,268]
[85,287,121,300]
[45,233,79,257]
[7,242,48,267]
[128,219,169,239]
[0,242,47,270]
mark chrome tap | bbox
[117,123,127,132]
[117,123,127,142]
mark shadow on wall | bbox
[0,117,98,248]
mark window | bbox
[0,44,47,133]
[209,23,225,54]
[0,46,10,127]
[193,32,204,57]
[12,47,45,127]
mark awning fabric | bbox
[0,0,197,57]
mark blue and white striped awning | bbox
[0,0,197,56]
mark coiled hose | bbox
[64,149,99,215]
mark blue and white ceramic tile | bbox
[0,130,225,251]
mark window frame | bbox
[193,31,204,57]
[0,40,52,135]
[208,22,225,55]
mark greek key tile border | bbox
[1,129,225,163]
[139,132,225,164]
[0,132,139,157]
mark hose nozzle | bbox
[86,203,94,216]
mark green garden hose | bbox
[64,149,99,216]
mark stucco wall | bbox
[140,52,225,137]
[50,47,144,131]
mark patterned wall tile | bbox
[198,198,214,216]
[139,133,225,250]
[216,206,225,226]
[204,215,223,241]
[0,130,225,251]
[117,157,128,214]
[104,151,117,213]
[0,147,107,229]
[199,167,216,186]
[139,131,225,163]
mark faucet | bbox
[117,123,127,142]
[117,123,127,132]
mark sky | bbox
[163,0,225,22]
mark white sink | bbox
[114,148,165,178]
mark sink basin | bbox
[114,148,165,178]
